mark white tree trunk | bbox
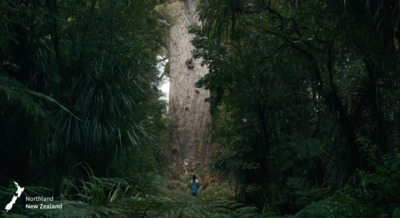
[167,0,211,175]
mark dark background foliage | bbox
[192,0,400,215]
[0,0,167,190]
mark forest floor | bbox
[2,174,274,218]
[113,177,264,218]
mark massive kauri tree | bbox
[166,0,212,175]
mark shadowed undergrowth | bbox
[1,173,262,218]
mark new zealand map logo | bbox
[5,181,24,212]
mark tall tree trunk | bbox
[167,0,212,176]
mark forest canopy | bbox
[191,0,400,216]
[0,0,167,190]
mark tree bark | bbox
[167,0,212,176]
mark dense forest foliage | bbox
[191,0,400,216]
[2,0,400,217]
[0,0,170,216]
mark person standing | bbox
[190,175,200,196]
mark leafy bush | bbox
[356,150,400,215]
[200,183,234,202]
[296,141,400,217]
[296,187,365,218]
